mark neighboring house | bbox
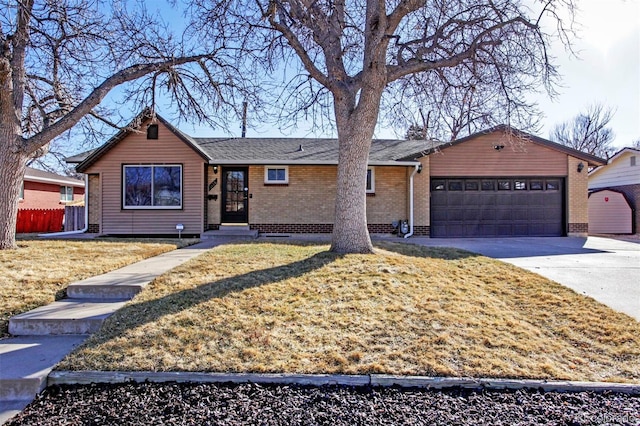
[588,147,640,234]
[19,167,85,210]
[66,111,605,238]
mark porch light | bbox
[577,162,584,173]
[213,165,218,174]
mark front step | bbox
[67,272,151,299]
[8,299,127,336]
[0,336,87,401]
[202,226,258,239]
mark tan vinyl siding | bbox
[430,134,568,176]
[84,121,206,235]
[588,190,633,234]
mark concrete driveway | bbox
[408,236,640,321]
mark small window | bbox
[431,180,446,191]
[498,180,511,190]
[530,181,543,190]
[432,180,446,191]
[514,180,527,190]
[147,124,159,140]
[448,181,463,191]
[546,181,559,191]
[264,166,289,184]
[60,186,73,202]
[19,182,24,200]
[123,165,182,209]
[464,181,479,191]
[631,156,637,166]
[366,168,375,193]
[481,180,495,191]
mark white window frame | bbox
[264,165,289,184]
[60,185,74,202]
[366,167,375,194]
[122,164,183,210]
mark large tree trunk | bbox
[0,137,27,250]
[330,85,383,253]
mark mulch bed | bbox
[7,382,640,425]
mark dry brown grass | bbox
[59,241,640,382]
[0,237,196,337]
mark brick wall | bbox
[207,164,411,230]
[18,181,83,210]
[87,174,100,233]
[567,156,589,236]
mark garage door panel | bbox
[430,177,564,237]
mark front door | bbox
[221,167,249,223]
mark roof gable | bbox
[399,125,608,166]
[75,110,211,173]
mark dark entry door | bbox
[221,167,249,223]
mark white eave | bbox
[24,175,85,187]
[207,160,421,166]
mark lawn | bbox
[0,237,197,338]
[58,241,640,383]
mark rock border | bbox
[48,371,640,395]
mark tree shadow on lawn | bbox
[374,240,480,261]
[77,248,345,346]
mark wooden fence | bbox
[63,206,85,231]
[16,209,65,233]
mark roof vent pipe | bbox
[297,144,304,152]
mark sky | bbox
[531,0,640,149]
[170,1,640,148]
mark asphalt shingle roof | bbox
[192,137,433,164]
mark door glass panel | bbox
[225,171,245,213]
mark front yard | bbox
[56,241,640,383]
[0,237,196,338]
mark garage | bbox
[430,177,565,237]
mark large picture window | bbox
[123,165,182,209]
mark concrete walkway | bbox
[0,237,235,425]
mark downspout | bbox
[38,173,89,237]
[404,163,420,239]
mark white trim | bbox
[403,164,420,238]
[366,167,375,193]
[264,165,289,184]
[24,174,85,187]
[209,160,421,167]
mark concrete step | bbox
[66,271,154,299]
[0,336,87,401]
[201,228,258,238]
[8,299,127,336]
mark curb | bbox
[48,371,640,395]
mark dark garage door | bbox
[430,178,564,237]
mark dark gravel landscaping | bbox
[7,382,640,426]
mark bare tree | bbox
[631,139,640,149]
[550,104,616,159]
[193,0,576,253]
[0,0,254,249]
